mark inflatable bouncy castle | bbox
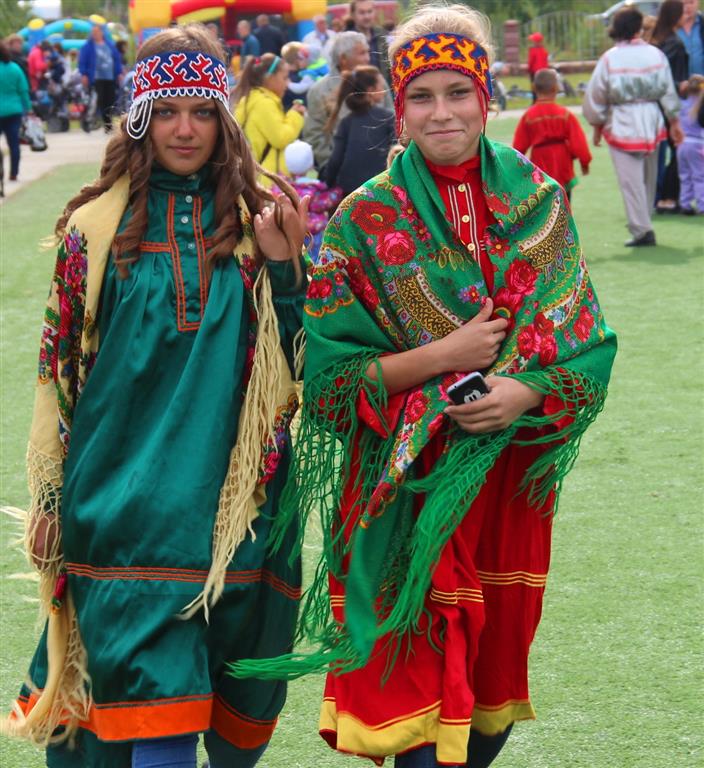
[129,0,326,35]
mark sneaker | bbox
[9,174,17,181]
[625,230,656,247]
[681,207,695,216]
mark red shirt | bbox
[527,45,549,76]
[426,156,496,293]
[513,100,592,189]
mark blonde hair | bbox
[387,142,405,167]
[281,40,307,66]
[388,3,494,66]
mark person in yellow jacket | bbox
[234,53,306,184]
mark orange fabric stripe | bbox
[19,691,213,741]
[167,193,200,332]
[211,695,277,749]
[140,238,214,253]
[66,564,300,599]
[476,569,547,586]
[192,196,209,314]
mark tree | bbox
[0,0,31,37]
[60,0,128,23]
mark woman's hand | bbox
[28,512,61,570]
[254,194,310,262]
[592,125,603,147]
[444,375,544,434]
[433,299,508,373]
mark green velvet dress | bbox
[22,166,305,767]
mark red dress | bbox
[513,101,592,191]
[319,158,557,766]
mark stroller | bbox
[66,72,100,133]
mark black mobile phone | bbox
[447,371,490,405]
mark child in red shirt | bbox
[527,32,549,102]
[513,68,591,202]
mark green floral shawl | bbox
[233,136,617,681]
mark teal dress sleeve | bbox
[267,257,307,375]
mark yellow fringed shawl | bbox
[4,175,298,745]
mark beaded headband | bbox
[391,33,492,133]
[127,51,230,140]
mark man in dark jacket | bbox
[349,0,390,82]
[253,15,285,56]
[78,24,123,133]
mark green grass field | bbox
[1,116,702,767]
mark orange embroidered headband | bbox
[392,33,492,131]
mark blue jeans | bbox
[131,732,268,768]
[0,113,22,178]
[394,725,513,768]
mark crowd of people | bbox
[0,2,699,767]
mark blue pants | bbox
[394,725,513,768]
[131,732,267,768]
[0,113,22,178]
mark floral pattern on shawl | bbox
[37,227,93,454]
[231,136,617,681]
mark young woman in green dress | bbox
[6,24,308,768]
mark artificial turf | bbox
[0,116,702,766]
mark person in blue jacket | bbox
[78,23,123,133]
[0,40,32,182]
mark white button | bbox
[185,195,193,203]
[188,174,197,180]
[467,243,475,251]
[188,242,195,250]
[457,184,466,192]
[181,215,189,224]
[461,214,470,223]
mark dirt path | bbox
[1,129,110,203]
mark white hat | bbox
[284,140,314,175]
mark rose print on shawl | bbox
[347,256,381,313]
[517,312,558,366]
[393,185,432,244]
[504,259,538,296]
[378,230,415,265]
[350,199,398,234]
[305,256,356,317]
[573,305,595,342]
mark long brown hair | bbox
[650,0,684,45]
[325,65,381,134]
[54,25,300,280]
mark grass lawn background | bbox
[1,116,702,767]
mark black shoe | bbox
[625,230,656,247]
[681,207,695,216]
